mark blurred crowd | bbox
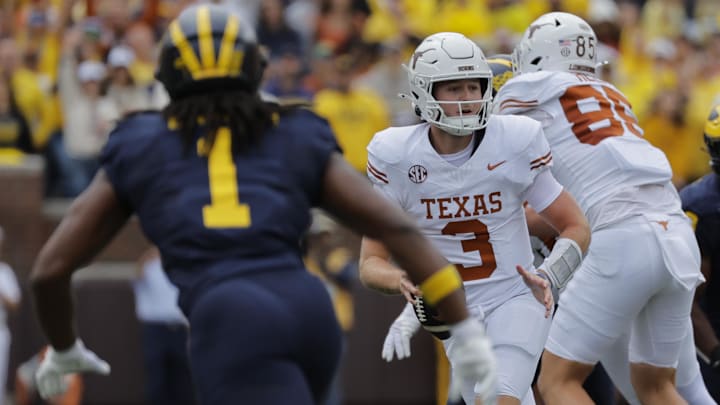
[0,0,719,196]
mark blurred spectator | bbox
[104,45,169,116]
[134,247,195,405]
[257,0,304,59]
[315,0,371,55]
[124,22,159,87]
[354,38,417,126]
[641,0,686,42]
[313,52,390,173]
[55,28,118,197]
[0,227,20,405]
[0,72,33,161]
[262,45,314,101]
[640,88,703,187]
[0,38,46,150]
[486,0,534,36]
[285,0,319,52]
[15,347,83,405]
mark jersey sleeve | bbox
[523,169,563,212]
[526,128,553,174]
[288,110,342,206]
[518,120,555,198]
[366,134,405,207]
[100,117,148,209]
[493,72,564,124]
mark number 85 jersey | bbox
[367,117,556,311]
[494,71,676,229]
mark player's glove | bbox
[35,339,111,399]
[447,318,497,405]
[382,303,421,362]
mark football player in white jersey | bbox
[493,12,710,405]
[359,32,591,405]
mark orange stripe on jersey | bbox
[499,98,539,111]
[530,151,552,165]
[530,154,553,170]
[367,162,388,179]
[367,163,389,184]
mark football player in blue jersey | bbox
[682,103,720,402]
[28,4,497,405]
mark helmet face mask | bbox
[513,12,598,76]
[704,104,720,175]
[404,32,493,136]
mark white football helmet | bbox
[403,32,493,136]
[513,12,598,75]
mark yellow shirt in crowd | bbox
[313,87,390,173]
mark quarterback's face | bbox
[433,79,484,117]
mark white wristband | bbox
[540,237,583,290]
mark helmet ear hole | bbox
[531,57,542,66]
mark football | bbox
[411,295,451,340]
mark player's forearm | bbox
[30,272,76,350]
[692,300,720,357]
[358,256,406,294]
[556,223,590,254]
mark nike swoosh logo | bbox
[487,160,507,171]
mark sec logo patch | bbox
[408,165,427,183]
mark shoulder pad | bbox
[367,124,425,165]
[486,114,542,153]
[110,111,165,138]
[495,71,573,114]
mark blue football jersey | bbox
[680,173,720,328]
[100,109,340,309]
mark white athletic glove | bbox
[382,303,421,362]
[447,318,497,405]
[35,340,111,399]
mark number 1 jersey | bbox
[367,116,553,312]
[494,71,680,230]
[100,110,340,309]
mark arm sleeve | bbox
[293,111,342,206]
[100,131,132,208]
[367,147,404,207]
[523,170,564,212]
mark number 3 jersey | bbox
[494,71,682,230]
[100,110,340,309]
[367,116,555,312]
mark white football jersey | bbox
[494,71,681,230]
[367,116,552,311]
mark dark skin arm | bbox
[30,171,132,350]
[692,257,719,360]
[320,153,469,324]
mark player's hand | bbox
[382,303,421,362]
[447,318,497,405]
[36,340,111,399]
[516,265,554,318]
[398,272,422,304]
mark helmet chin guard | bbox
[404,32,493,136]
